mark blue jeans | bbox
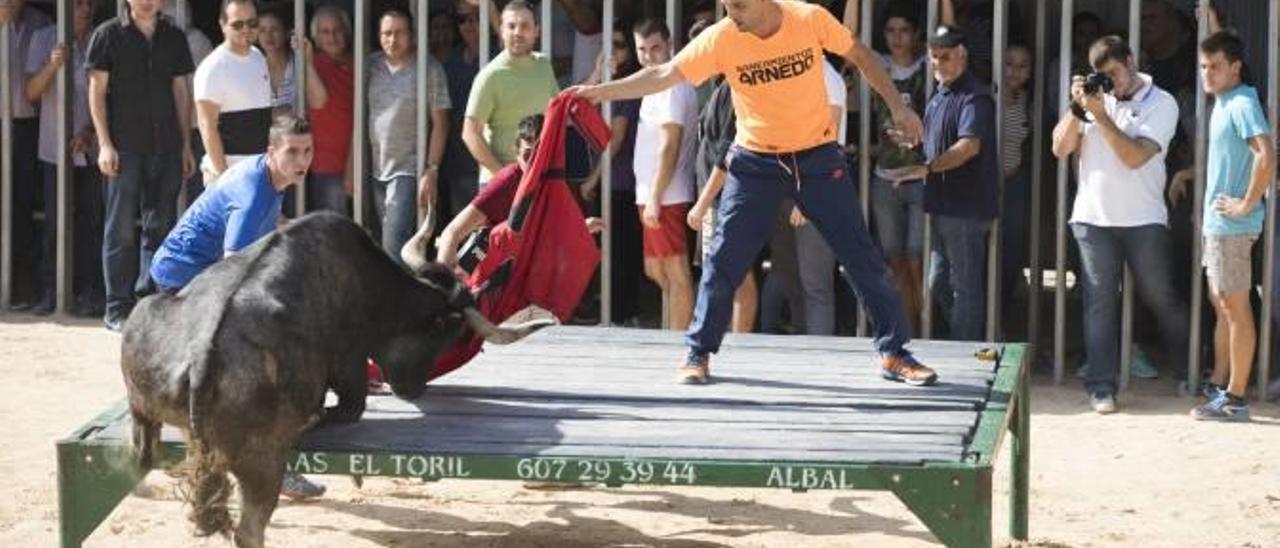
[306,173,347,214]
[40,162,105,306]
[688,143,911,356]
[1071,222,1190,396]
[370,174,418,269]
[870,176,925,258]
[928,215,990,341]
[796,222,836,335]
[103,150,181,318]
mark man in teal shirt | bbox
[462,0,559,184]
[1193,32,1276,422]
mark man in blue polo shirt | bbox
[895,26,997,341]
[151,114,313,293]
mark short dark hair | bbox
[517,114,544,145]
[219,0,257,22]
[883,3,920,31]
[379,8,413,31]
[634,18,671,41]
[502,0,538,23]
[1200,31,1251,83]
[1087,35,1132,70]
[269,113,311,145]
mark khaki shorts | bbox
[1202,235,1257,294]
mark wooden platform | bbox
[58,326,1030,548]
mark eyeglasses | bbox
[227,18,259,31]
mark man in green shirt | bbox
[462,0,559,183]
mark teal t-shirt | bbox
[1203,84,1272,236]
[464,50,559,180]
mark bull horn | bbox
[400,199,438,274]
[463,307,556,344]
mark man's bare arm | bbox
[462,116,504,174]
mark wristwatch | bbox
[424,163,439,173]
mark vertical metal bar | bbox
[1027,0,1047,360]
[1,21,12,308]
[480,0,491,63]
[175,0,185,28]
[855,0,872,337]
[1188,3,1210,394]
[1258,0,1280,395]
[987,0,1006,342]
[1010,362,1030,541]
[352,0,367,226]
[541,0,552,55]
[1118,0,1143,392]
[715,1,724,21]
[55,0,74,314]
[416,0,428,178]
[601,0,614,326]
[1054,0,1074,384]
[293,0,307,216]
[922,0,939,340]
[666,0,682,50]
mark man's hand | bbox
[70,127,95,155]
[584,217,606,234]
[579,175,599,201]
[418,169,439,209]
[564,84,605,104]
[47,44,66,69]
[97,144,120,178]
[1168,168,1194,206]
[687,201,710,231]
[789,206,808,227]
[890,164,930,186]
[890,106,924,146]
[181,146,196,180]
[641,196,661,228]
[1214,195,1254,218]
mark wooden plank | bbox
[467,348,1001,375]
[528,327,1001,357]
[419,384,992,409]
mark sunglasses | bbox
[227,18,259,31]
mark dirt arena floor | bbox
[2,314,1278,547]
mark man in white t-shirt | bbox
[633,18,697,331]
[1051,36,1189,415]
[194,0,273,184]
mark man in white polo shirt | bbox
[194,0,273,184]
[1051,36,1189,415]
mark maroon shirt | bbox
[471,164,522,223]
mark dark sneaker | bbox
[1090,393,1117,414]
[1200,382,1226,402]
[881,354,938,386]
[103,314,126,333]
[281,472,326,500]
[1191,392,1250,422]
[677,350,710,385]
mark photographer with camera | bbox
[1051,36,1189,415]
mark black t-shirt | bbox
[695,79,736,192]
[86,14,194,154]
[922,72,998,220]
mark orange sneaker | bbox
[881,354,938,386]
[677,350,710,384]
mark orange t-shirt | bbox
[673,1,853,154]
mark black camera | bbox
[1082,72,1114,95]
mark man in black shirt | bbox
[87,0,195,332]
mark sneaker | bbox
[1076,363,1089,379]
[881,354,938,386]
[1130,350,1158,379]
[280,472,326,500]
[1200,382,1226,402]
[1190,392,1251,422]
[677,350,710,385]
[1090,393,1117,414]
[103,314,126,333]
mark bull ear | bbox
[400,201,437,275]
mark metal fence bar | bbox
[1027,0,1047,362]
[416,0,429,183]
[855,0,871,337]
[55,0,73,314]
[600,0,614,326]
[1,22,12,309]
[987,0,1006,342]
[1259,0,1280,395]
[1054,0,1074,384]
[293,0,307,217]
[480,0,491,63]
[921,0,939,340]
[1118,0,1143,391]
[666,0,682,50]
[1187,0,1210,396]
[352,0,367,227]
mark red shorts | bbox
[640,203,690,258]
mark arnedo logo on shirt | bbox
[735,49,815,86]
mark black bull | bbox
[120,212,550,547]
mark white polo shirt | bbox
[634,81,699,206]
[1069,73,1179,227]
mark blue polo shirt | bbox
[1204,84,1272,237]
[922,71,998,220]
[150,155,283,290]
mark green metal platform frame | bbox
[57,345,1030,548]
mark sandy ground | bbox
[1,314,1278,548]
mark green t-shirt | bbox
[464,50,560,180]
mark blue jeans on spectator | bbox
[40,162,105,310]
[306,173,347,214]
[103,150,181,320]
[181,129,205,212]
[370,174,418,269]
[870,176,925,258]
[688,143,911,356]
[796,222,836,335]
[760,200,804,334]
[929,215,990,341]
[1071,222,1190,397]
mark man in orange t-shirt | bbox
[569,0,937,387]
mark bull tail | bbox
[175,436,233,538]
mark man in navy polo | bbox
[895,26,997,341]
